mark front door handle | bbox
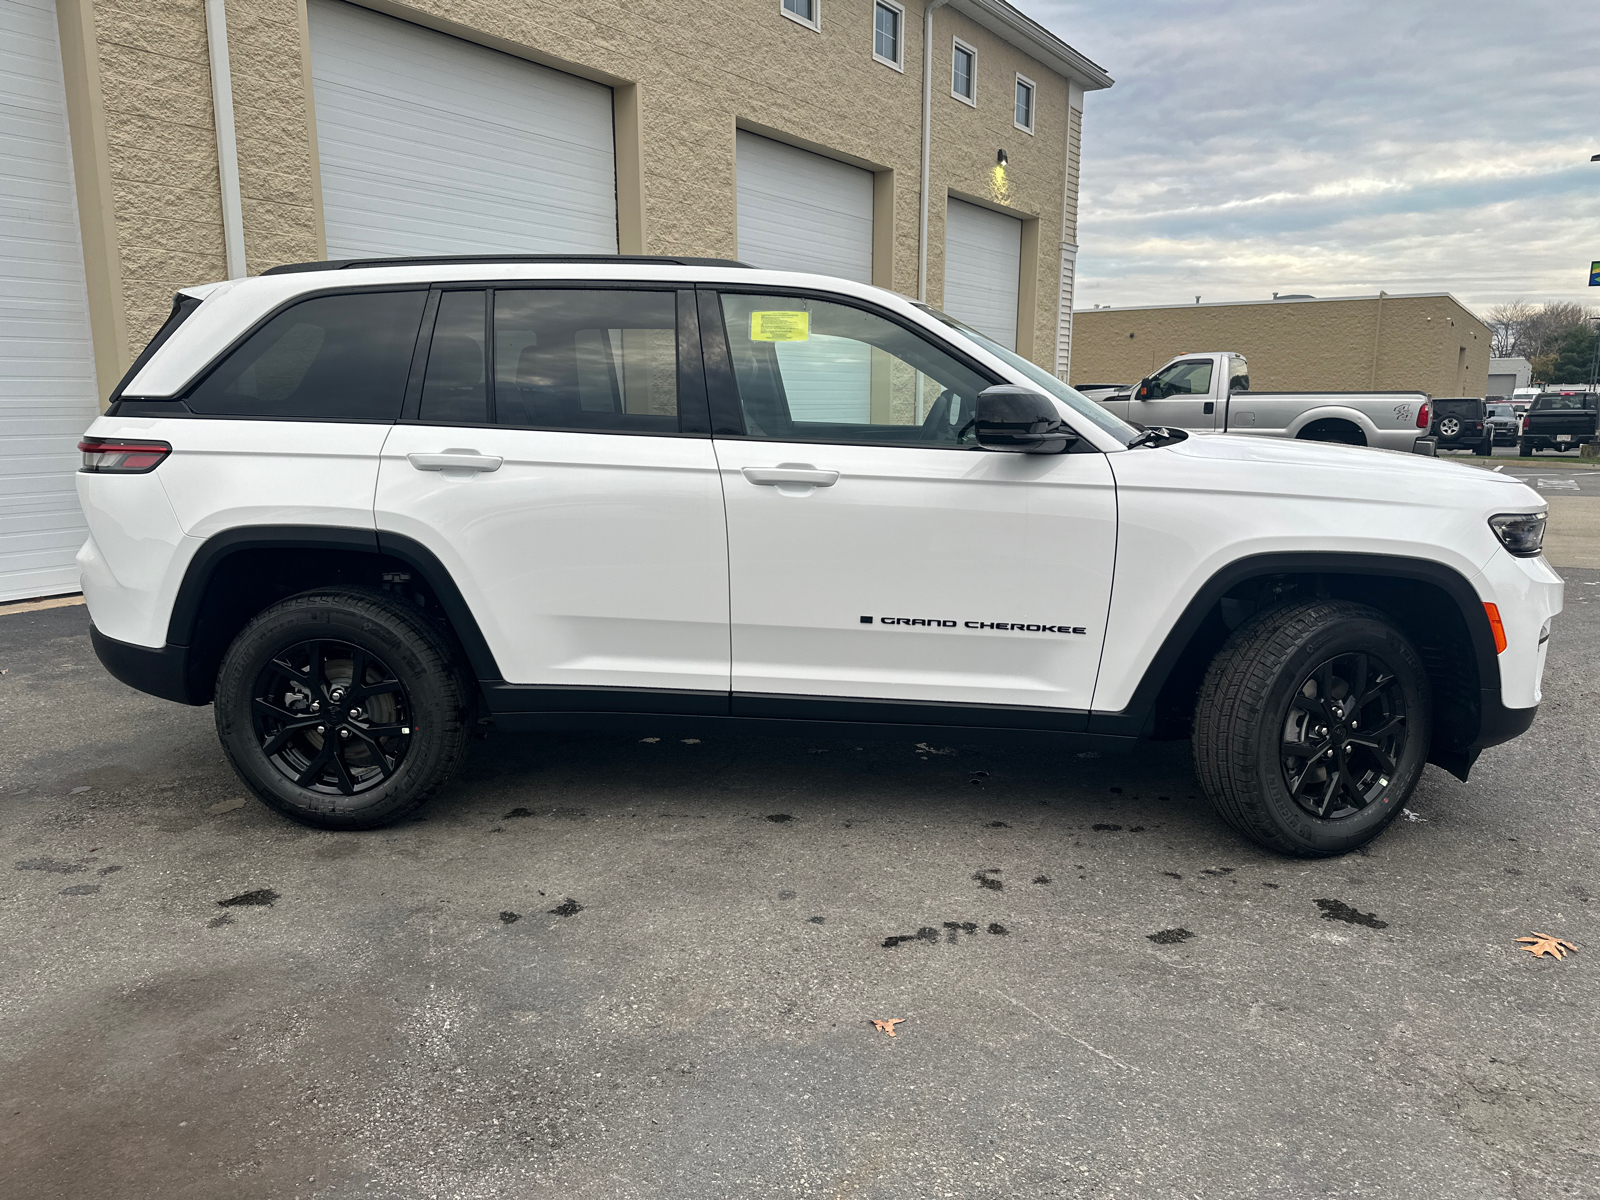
[741,466,839,487]
[407,449,503,473]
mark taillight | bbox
[1415,403,1429,429]
[78,437,171,473]
[1522,415,1530,432]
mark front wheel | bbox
[215,588,471,830]
[1192,600,1431,857]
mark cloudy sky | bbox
[1031,0,1599,316]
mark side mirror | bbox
[1137,377,1153,400]
[973,386,1079,454]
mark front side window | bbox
[1014,75,1035,132]
[951,41,976,103]
[717,292,993,448]
[186,290,426,419]
[780,0,818,29]
[1149,360,1214,398]
[873,1,902,68]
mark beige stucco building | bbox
[1071,293,1492,399]
[3,0,1110,601]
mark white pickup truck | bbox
[1093,353,1435,454]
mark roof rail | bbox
[262,254,752,276]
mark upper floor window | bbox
[1014,74,1036,133]
[951,39,976,105]
[873,1,904,70]
[780,0,819,31]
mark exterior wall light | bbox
[997,149,1008,166]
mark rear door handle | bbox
[407,450,503,473]
[741,466,839,487]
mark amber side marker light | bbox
[1484,603,1507,654]
[78,437,171,473]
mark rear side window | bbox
[186,291,426,420]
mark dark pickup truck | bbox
[1520,390,1599,455]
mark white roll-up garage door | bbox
[0,0,101,602]
[736,132,873,283]
[307,0,617,259]
[944,198,1022,350]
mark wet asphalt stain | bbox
[15,858,86,875]
[883,922,1007,947]
[548,898,583,917]
[1315,898,1388,928]
[882,928,939,948]
[1032,875,1050,885]
[943,921,979,943]
[807,916,826,924]
[777,889,797,900]
[1163,872,1182,880]
[207,914,234,928]
[1262,882,1280,889]
[499,911,521,924]
[972,869,1003,892]
[218,888,278,907]
[503,807,533,819]
[765,814,793,823]
[59,884,100,896]
[987,821,1010,828]
[97,865,123,876]
[1092,823,1122,831]
[1148,928,1195,945]
[987,923,1009,936]
[1202,867,1235,877]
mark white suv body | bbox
[76,257,1561,856]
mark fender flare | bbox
[1088,551,1501,740]
[165,524,504,681]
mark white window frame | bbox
[780,0,820,32]
[872,0,905,71]
[1013,72,1037,134]
[950,36,977,106]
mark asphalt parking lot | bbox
[3,575,1597,1200]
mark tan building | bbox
[5,0,1109,601]
[1071,293,1492,399]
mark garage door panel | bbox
[944,199,1022,351]
[0,0,102,601]
[309,0,617,260]
[736,132,873,284]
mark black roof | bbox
[262,254,752,276]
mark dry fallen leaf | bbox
[1517,932,1578,960]
[871,1018,905,1038]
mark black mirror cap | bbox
[974,385,1079,454]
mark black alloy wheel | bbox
[252,638,412,795]
[1280,651,1408,821]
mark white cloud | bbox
[1028,0,1600,314]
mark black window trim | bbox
[697,283,1006,450]
[399,281,712,439]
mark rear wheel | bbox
[1297,420,1367,447]
[1519,438,1535,456]
[1473,435,1492,456]
[215,588,471,830]
[1193,600,1430,857]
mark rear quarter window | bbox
[185,290,426,420]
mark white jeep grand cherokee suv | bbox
[77,255,1561,857]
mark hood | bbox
[1165,433,1531,490]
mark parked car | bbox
[1432,398,1493,456]
[1486,402,1521,447]
[1519,390,1599,455]
[1092,353,1434,453]
[77,255,1560,858]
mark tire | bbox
[1473,436,1492,456]
[1519,439,1535,456]
[215,588,471,830]
[1438,416,1460,438]
[1297,420,1366,447]
[1192,600,1431,857]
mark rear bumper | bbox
[90,624,205,705]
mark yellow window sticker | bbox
[749,311,810,342]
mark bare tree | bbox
[1483,300,1534,358]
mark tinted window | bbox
[419,290,487,424]
[492,290,679,433]
[187,291,425,419]
[718,292,992,447]
[1150,360,1213,397]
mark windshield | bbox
[913,303,1140,445]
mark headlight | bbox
[1488,512,1546,558]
